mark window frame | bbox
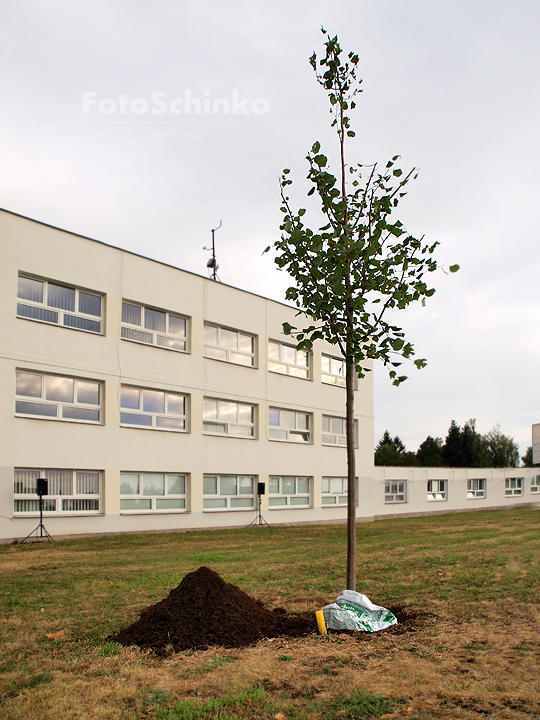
[322,476,349,506]
[203,474,255,511]
[120,472,188,513]
[384,480,407,504]
[531,475,540,494]
[268,407,311,444]
[14,469,102,515]
[121,301,189,353]
[267,340,310,379]
[321,354,347,387]
[120,385,188,432]
[467,478,486,499]
[268,476,311,508]
[322,415,359,448]
[15,370,102,424]
[16,274,104,335]
[203,323,256,367]
[203,398,256,438]
[505,477,523,497]
[427,479,447,502]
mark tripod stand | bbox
[21,491,54,543]
[247,491,269,528]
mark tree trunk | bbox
[345,354,356,591]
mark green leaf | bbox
[311,142,321,153]
[346,130,355,137]
[314,154,327,167]
[449,264,460,273]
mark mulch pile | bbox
[110,566,316,652]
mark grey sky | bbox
[1,0,539,456]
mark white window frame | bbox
[120,472,188,513]
[203,324,256,367]
[203,398,256,438]
[467,478,486,499]
[268,408,311,443]
[121,301,188,353]
[15,370,102,424]
[322,476,348,505]
[268,476,311,508]
[322,416,358,448]
[14,469,102,515]
[505,477,523,497]
[203,475,255,511]
[268,340,310,379]
[17,274,103,334]
[427,479,447,502]
[531,476,540,494]
[120,385,188,432]
[321,354,346,387]
[385,480,407,504]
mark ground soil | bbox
[110,566,318,652]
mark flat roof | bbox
[0,206,296,310]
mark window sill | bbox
[268,438,312,445]
[203,432,257,440]
[203,508,254,512]
[120,510,189,515]
[268,370,311,381]
[14,512,103,518]
[120,424,189,433]
[268,505,311,510]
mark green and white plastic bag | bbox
[322,589,397,632]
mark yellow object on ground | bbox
[315,610,327,635]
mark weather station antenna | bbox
[203,220,222,281]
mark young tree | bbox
[486,425,520,468]
[521,446,539,468]
[442,420,464,467]
[266,30,457,590]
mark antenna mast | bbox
[206,220,222,281]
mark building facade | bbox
[1,208,375,542]
[1,209,538,543]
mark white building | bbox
[1,208,538,543]
[1,208,375,542]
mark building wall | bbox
[533,423,540,465]
[0,208,375,542]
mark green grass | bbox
[1,507,539,719]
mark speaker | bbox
[257,482,265,496]
[36,478,48,496]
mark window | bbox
[467,478,486,499]
[120,472,187,512]
[268,341,309,379]
[14,469,101,514]
[321,354,346,387]
[120,386,187,431]
[531,476,540,494]
[427,479,447,501]
[322,416,358,447]
[203,475,254,510]
[204,324,255,367]
[505,477,523,497]
[17,274,103,334]
[322,477,348,505]
[15,371,102,423]
[203,398,255,437]
[385,480,406,504]
[269,408,311,443]
[269,476,310,508]
[121,301,188,352]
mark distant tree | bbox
[374,444,403,466]
[486,425,519,468]
[461,419,490,467]
[416,436,444,467]
[376,431,405,453]
[522,446,539,467]
[442,420,465,467]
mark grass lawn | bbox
[1,507,539,719]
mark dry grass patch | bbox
[1,508,540,719]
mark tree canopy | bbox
[375,419,524,467]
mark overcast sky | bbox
[1,0,539,456]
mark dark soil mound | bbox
[111,566,316,652]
